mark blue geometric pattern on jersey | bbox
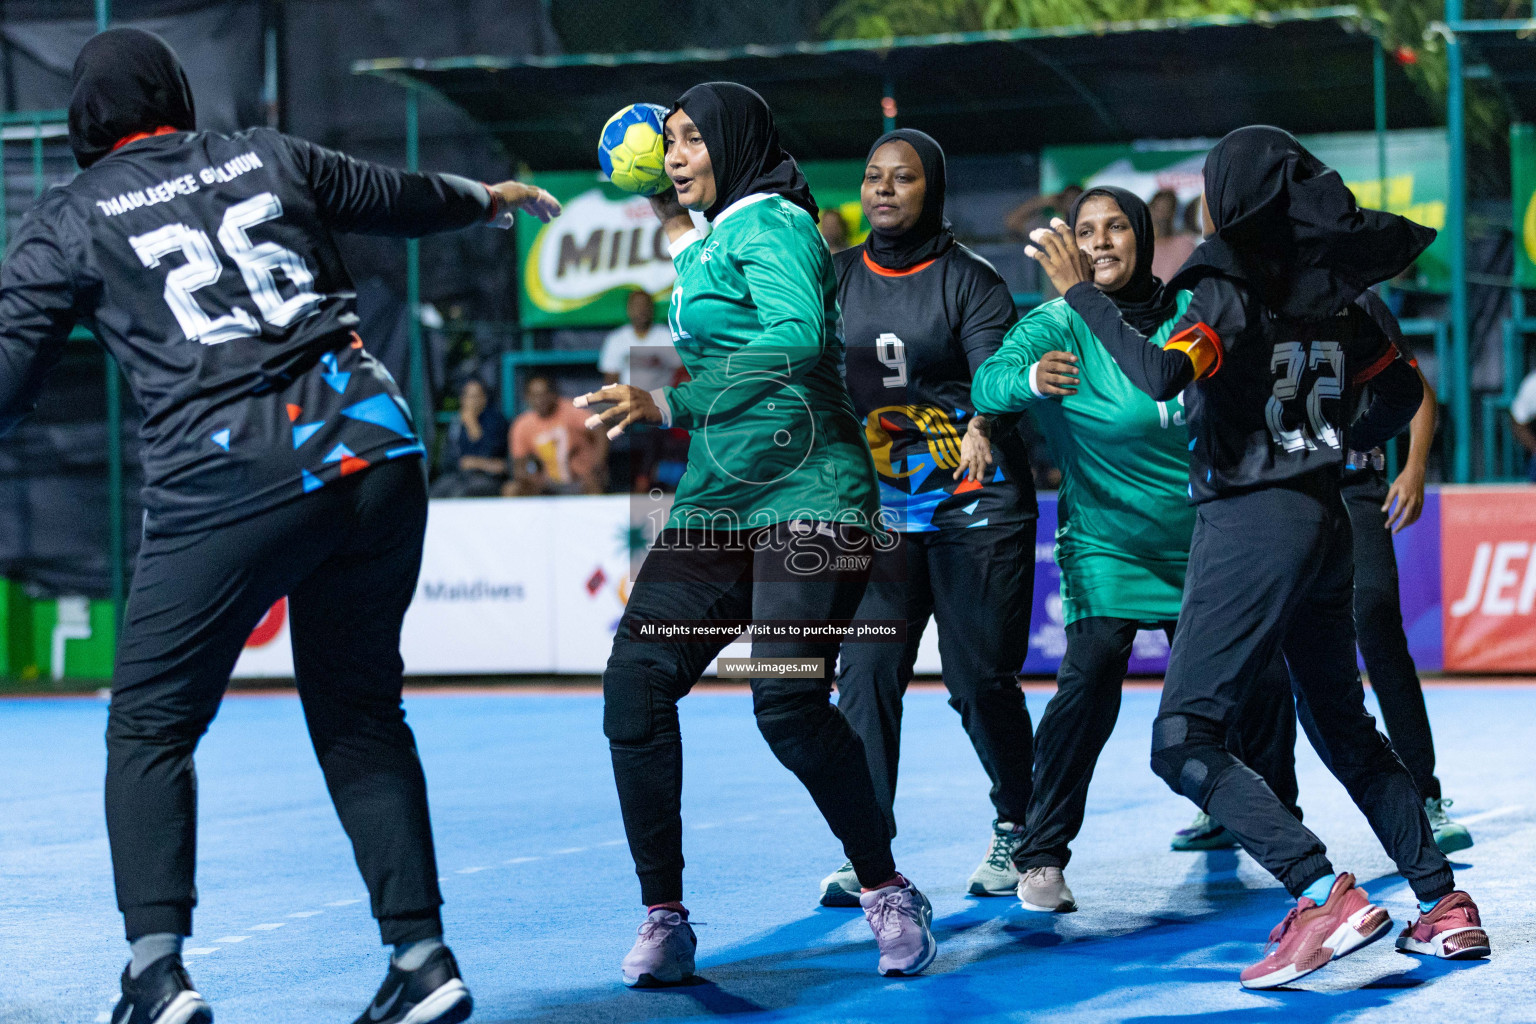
[340,393,415,439]
[324,442,355,464]
[878,480,946,532]
[292,421,324,448]
[962,499,980,515]
[319,352,350,395]
[301,469,323,493]
[385,443,426,459]
[966,517,990,528]
[210,429,230,451]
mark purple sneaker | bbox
[860,877,938,976]
[621,909,697,987]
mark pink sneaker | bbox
[1395,891,1490,959]
[859,877,938,976]
[1240,873,1392,990]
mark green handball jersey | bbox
[972,292,1193,625]
[656,193,880,531]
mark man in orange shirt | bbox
[506,375,606,494]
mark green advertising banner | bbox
[1514,124,1536,290]
[1042,129,1450,291]
[517,160,867,329]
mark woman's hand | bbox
[1383,461,1426,532]
[488,180,562,223]
[648,188,695,244]
[1026,217,1094,295]
[574,384,664,439]
[954,416,994,482]
[1036,351,1080,396]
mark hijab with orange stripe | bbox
[862,128,955,272]
[68,27,195,169]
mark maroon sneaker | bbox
[1395,891,1490,960]
[1240,873,1392,990]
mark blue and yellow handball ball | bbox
[598,103,670,196]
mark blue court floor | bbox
[2,683,1532,1024]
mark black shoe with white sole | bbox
[110,955,213,1024]
[352,946,473,1024]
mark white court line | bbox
[325,899,363,907]
[552,847,586,855]
[288,910,322,918]
[183,947,220,955]
[212,935,249,943]
[596,839,625,847]
[1458,804,1523,825]
[248,923,285,931]
[96,1013,111,1022]
[456,866,489,874]
[504,856,539,864]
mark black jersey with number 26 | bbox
[835,243,1036,531]
[0,127,491,532]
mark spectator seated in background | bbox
[430,377,509,498]
[1510,369,1536,481]
[599,289,683,492]
[1149,188,1198,282]
[819,207,850,254]
[507,374,607,495]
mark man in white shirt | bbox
[599,289,681,391]
[1509,369,1536,480]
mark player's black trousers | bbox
[1017,618,1300,870]
[1151,475,1453,901]
[106,458,443,944]
[603,523,895,905]
[1342,467,1442,801]
[833,522,1035,839]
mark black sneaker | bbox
[352,945,473,1024]
[110,955,212,1024]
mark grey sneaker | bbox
[819,859,862,907]
[1170,810,1238,851]
[621,909,696,987]
[1018,865,1077,913]
[860,877,938,976]
[967,820,1024,896]
[1425,797,1474,854]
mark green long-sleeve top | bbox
[655,193,880,531]
[972,293,1194,625]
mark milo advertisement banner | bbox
[517,161,866,328]
[1514,123,1536,290]
[1042,128,1450,291]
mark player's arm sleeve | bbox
[286,133,493,237]
[659,227,827,432]
[955,265,1020,376]
[1064,276,1239,401]
[1349,339,1423,453]
[972,313,1066,414]
[0,216,79,435]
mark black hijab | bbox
[69,28,195,169]
[1069,185,1174,333]
[862,128,955,271]
[1175,125,1434,319]
[673,82,817,223]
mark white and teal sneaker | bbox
[819,860,862,907]
[1171,810,1238,851]
[1425,797,1473,854]
[967,820,1025,896]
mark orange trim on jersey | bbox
[1163,322,1224,380]
[111,126,178,152]
[1352,343,1400,385]
[862,250,936,278]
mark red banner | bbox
[1441,487,1536,671]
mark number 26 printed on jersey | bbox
[129,191,321,345]
[1265,340,1344,453]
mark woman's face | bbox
[1073,194,1137,293]
[460,379,487,416]
[664,110,717,212]
[862,140,925,236]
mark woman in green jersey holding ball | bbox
[576,82,937,986]
[972,186,1301,913]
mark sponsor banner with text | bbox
[1441,487,1536,672]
